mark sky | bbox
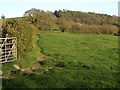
[0,0,119,18]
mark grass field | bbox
[2,32,119,88]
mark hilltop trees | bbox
[23,8,44,17]
[1,14,5,19]
[24,8,59,30]
[53,10,118,26]
[53,9,118,34]
[54,10,62,18]
[23,8,118,34]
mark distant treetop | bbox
[23,8,44,17]
[1,14,5,19]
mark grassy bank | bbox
[2,18,40,69]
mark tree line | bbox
[24,8,118,35]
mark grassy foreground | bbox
[2,32,119,88]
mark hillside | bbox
[1,8,119,88]
[24,8,118,34]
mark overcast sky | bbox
[0,0,119,18]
